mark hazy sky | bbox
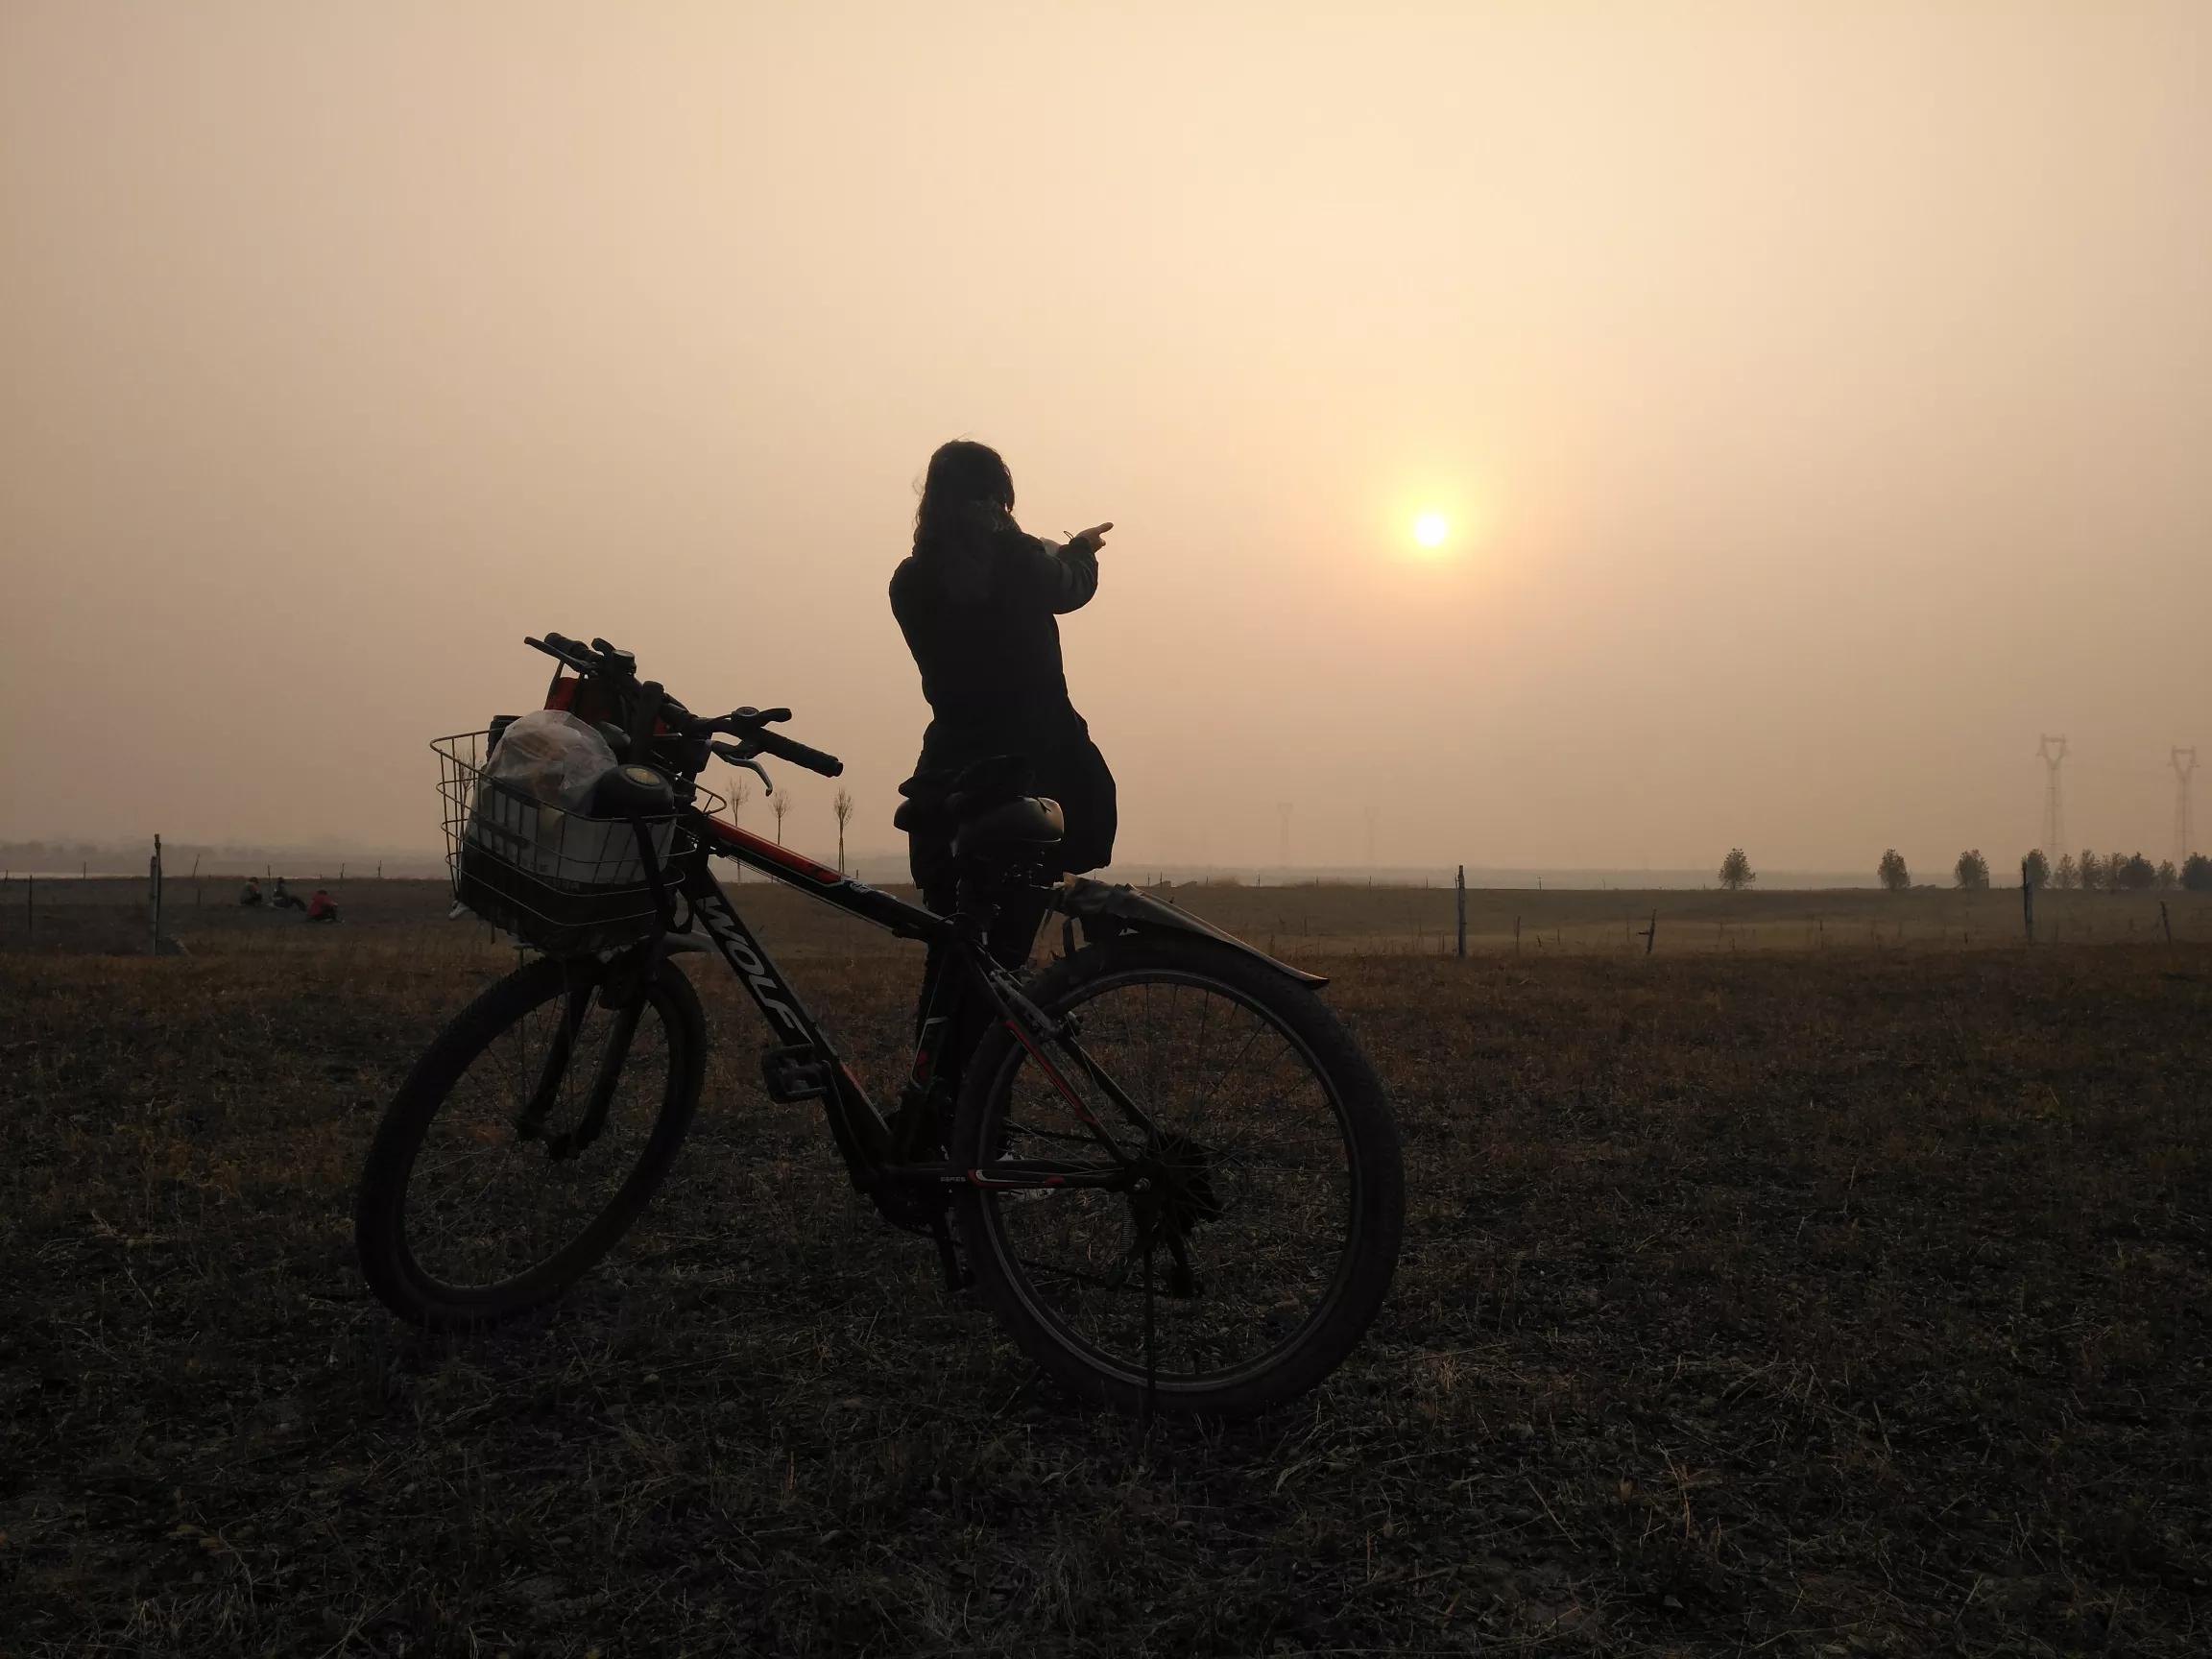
[5,1,2207,874]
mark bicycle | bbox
[354,633,1405,1419]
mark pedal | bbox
[759,1044,830,1103]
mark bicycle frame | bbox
[655,804,1137,1211]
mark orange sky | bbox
[4,2,2207,874]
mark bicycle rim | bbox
[395,962,686,1301]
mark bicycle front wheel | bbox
[355,951,706,1331]
[950,933,1404,1420]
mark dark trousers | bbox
[906,734,1116,1053]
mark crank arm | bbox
[872,1160,1131,1192]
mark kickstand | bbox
[930,1211,972,1292]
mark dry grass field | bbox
[3,878,2209,1655]
[9,872,2205,961]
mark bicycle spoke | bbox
[980,968,1356,1391]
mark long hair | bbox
[913,440,1014,560]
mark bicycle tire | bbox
[354,952,707,1331]
[950,932,1404,1419]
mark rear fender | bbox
[1053,878,1328,988]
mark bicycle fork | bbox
[515,973,646,1160]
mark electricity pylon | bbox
[2037,734,2068,857]
[2175,747,2199,866]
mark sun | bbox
[1412,512,1450,549]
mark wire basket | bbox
[433,731,718,956]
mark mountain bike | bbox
[354,633,1404,1419]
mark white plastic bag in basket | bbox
[485,709,615,809]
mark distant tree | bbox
[2183,854,2212,892]
[1954,849,1990,890]
[1877,849,1910,891]
[727,777,753,881]
[831,787,854,876]
[771,792,790,844]
[2156,858,2179,891]
[2078,848,2104,893]
[2022,848,2050,890]
[1719,848,1754,891]
[2054,852,2079,890]
[2115,852,2157,891]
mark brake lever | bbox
[710,741,773,794]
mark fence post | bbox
[2161,901,2173,945]
[1455,864,1466,957]
[2022,857,2034,944]
[1513,915,1521,954]
[1644,910,1657,955]
[25,873,31,938]
[150,833,163,955]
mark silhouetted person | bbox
[890,440,1117,950]
[306,888,340,924]
[239,878,262,907]
[271,877,305,911]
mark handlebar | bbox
[524,633,844,779]
[728,724,844,778]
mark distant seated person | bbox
[271,877,306,911]
[305,888,340,924]
[239,878,263,907]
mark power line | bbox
[2037,734,2068,855]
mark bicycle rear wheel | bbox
[950,933,1403,1420]
[355,951,706,1331]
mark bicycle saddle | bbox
[894,754,1036,834]
[951,794,1065,858]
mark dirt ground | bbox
[3,898,2208,1654]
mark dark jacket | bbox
[891,506,1116,886]
[890,507,1098,768]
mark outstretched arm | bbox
[1000,519,1111,614]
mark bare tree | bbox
[728,777,752,881]
[772,791,790,845]
[2022,848,2050,890]
[832,787,854,876]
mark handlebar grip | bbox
[750,729,843,777]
